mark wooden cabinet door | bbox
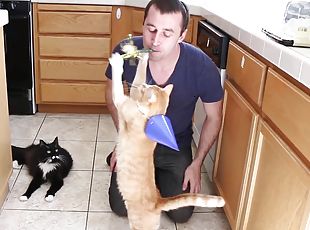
[242,121,310,230]
[214,81,259,229]
[0,28,12,207]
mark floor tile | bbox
[57,140,96,171]
[9,115,45,140]
[36,117,99,141]
[46,113,99,119]
[10,139,34,147]
[94,141,115,171]
[4,170,92,211]
[176,212,231,230]
[97,115,117,142]
[8,169,20,191]
[0,209,87,230]
[89,171,111,212]
[87,212,176,230]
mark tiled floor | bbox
[0,113,230,230]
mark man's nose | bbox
[152,32,161,46]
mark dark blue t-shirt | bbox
[106,36,223,145]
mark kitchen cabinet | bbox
[240,68,310,230]
[214,41,310,229]
[214,41,266,229]
[33,3,111,113]
[241,121,310,230]
[0,26,12,208]
[225,41,267,108]
[262,68,310,162]
[214,81,259,229]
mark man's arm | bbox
[182,100,223,193]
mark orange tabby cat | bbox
[109,52,225,230]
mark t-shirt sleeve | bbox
[197,55,224,103]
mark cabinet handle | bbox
[116,8,122,20]
[241,55,245,69]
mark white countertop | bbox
[31,0,310,89]
[0,9,8,27]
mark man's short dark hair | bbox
[143,0,190,34]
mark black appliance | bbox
[197,20,229,73]
[1,0,36,114]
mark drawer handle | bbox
[241,55,245,69]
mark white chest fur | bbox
[38,162,59,179]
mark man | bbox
[105,0,223,223]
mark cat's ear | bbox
[163,84,173,96]
[53,137,59,147]
[39,140,47,147]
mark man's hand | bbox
[110,150,117,172]
[182,160,202,193]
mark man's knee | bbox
[166,206,194,223]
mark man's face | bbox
[143,5,186,61]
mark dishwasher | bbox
[193,20,229,181]
[1,0,36,114]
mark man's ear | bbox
[178,29,188,43]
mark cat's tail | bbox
[157,193,225,212]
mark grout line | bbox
[32,113,47,143]
[84,115,101,230]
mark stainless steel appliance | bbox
[193,20,229,181]
[0,0,36,114]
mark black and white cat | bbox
[12,137,73,202]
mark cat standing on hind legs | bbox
[109,52,224,230]
[11,137,73,202]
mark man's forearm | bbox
[194,115,222,166]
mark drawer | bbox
[39,59,108,81]
[262,68,310,161]
[131,9,144,34]
[40,82,106,104]
[226,41,267,107]
[37,4,112,12]
[39,36,111,58]
[38,12,111,34]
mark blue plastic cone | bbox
[145,114,179,151]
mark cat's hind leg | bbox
[45,176,64,202]
[20,177,44,201]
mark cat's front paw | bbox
[13,160,22,169]
[109,53,124,68]
[45,195,54,202]
[19,195,28,202]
